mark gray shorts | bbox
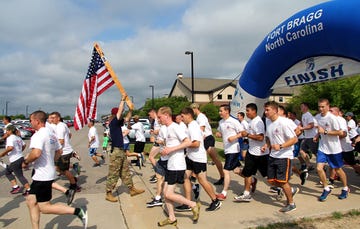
[154,159,168,177]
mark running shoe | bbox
[193,184,200,201]
[276,188,284,201]
[22,189,30,196]
[216,193,226,201]
[319,189,332,202]
[300,170,308,185]
[149,174,157,183]
[10,186,21,194]
[77,207,88,229]
[338,188,349,200]
[175,204,191,212]
[234,193,252,202]
[146,198,163,207]
[67,189,76,205]
[279,204,296,213]
[205,199,221,211]
[292,187,299,197]
[213,177,224,186]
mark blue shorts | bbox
[88,148,97,157]
[224,153,241,170]
[316,150,344,169]
[123,143,130,151]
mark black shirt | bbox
[109,116,124,148]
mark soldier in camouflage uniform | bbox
[105,93,145,202]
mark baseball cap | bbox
[111,107,119,115]
[345,112,354,117]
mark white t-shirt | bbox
[301,111,317,138]
[240,119,249,131]
[315,112,342,155]
[122,125,130,144]
[131,122,146,142]
[347,119,358,139]
[55,122,73,155]
[186,120,207,163]
[30,127,61,181]
[266,116,297,159]
[217,116,244,154]
[158,125,169,161]
[196,113,213,137]
[6,134,25,163]
[165,122,187,171]
[88,126,99,148]
[248,116,268,156]
[337,116,353,152]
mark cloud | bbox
[0,0,327,117]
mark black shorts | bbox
[134,141,145,153]
[267,157,292,184]
[29,180,53,202]
[165,170,185,185]
[224,153,241,171]
[204,135,215,150]
[55,153,72,171]
[300,138,318,155]
[155,159,168,177]
[342,150,356,165]
[185,157,207,174]
[241,153,268,178]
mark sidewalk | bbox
[1,139,359,228]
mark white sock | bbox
[324,186,331,191]
[243,190,250,196]
[155,195,161,200]
[343,186,349,191]
[13,185,19,188]
[221,190,227,196]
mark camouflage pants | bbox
[106,147,133,192]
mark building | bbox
[168,74,300,106]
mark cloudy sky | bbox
[0,0,327,118]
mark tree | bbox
[288,76,360,116]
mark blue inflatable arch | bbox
[231,0,360,115]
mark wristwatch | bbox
[324,130,328,135]
[279,144,283,149]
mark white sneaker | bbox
[234,194,252,202]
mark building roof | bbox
[169,77,237,95]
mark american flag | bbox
[74,47,114,130]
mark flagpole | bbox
[93,42,134,110]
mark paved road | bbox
[0,123,359,228]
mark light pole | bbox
[185,51,194,103]
[149,85,154,109]
[5,101,10,116]
[26,105,29,118]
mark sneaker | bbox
[276,188,284,201]
[307,165,315,171]
[213,177,224,185]
[146,198,163,207]
[251,177,258,193]
[193,184,200,201]
[279,204,296,213]
[157,218,177,227]
[149,174,157,183]
[72,151,81,161]
[10,186,21,194]
[269,186,279,193]
[73,162,81,175]
[175,204,191,212]
[77,207,88,229]
[300,170,309,185]
[319,189,332,202]
[22,189,30,196]
[140,153,146,166]
[338,188,349,200]
[206,199,222,211]
[66,189,76,205]
[137,157,142,170]
[234,193,252,202]
[291,187,299,197]
[76,185,82,192]
[216,193,226,201]
[93,163,101,167]
[101,154,105,161]
[191,202,201,223]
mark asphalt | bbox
[0,124,359,229]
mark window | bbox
[227,94,232,100]
[217,94,222,100]
[279,96,283,102]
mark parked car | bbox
[13,124,33,139]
